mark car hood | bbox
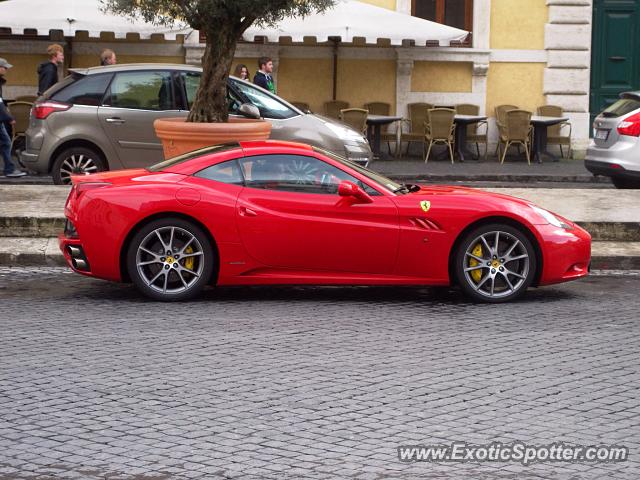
[273,113,370,154]
[407,184,533,206]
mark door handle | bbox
[609,56,626,62]
[105,117,126,124]
[238,206,258,217]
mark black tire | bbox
[126,218,214,301]
[454,223,537,303]
[611,177,640,189]
[51,146,106,185]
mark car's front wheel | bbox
[127,218,214,301]
[454,223,537,303]
[52,146,106,185]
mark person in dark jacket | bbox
[37,44,64,96]
[253,57,275,94]
[0,58,26,177]
[100,49,116,66]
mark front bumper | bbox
[537,223,591,286]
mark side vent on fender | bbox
[409,217,442,231]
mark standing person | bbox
[37,44,64,96]
[0,58,26,178]
[253,57,275,94]
[100,49,116,66]
[233,64,250,81]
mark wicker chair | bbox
[424,108,456,164]
[498,110,533,165]
[537,105,572,158]
[324,100,349,119]
[364,102,398,156]
[291,101,310,113]
[455,103,488,160]
[399,102,433,156]
[7,101,33,164]
[339,108,368,134]
[494,104,518,155]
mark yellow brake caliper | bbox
[468,243,483,283]
[184,245,194,270]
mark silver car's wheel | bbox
[127,218,214,301]
[52,147,106,185]
[455,223,537,303]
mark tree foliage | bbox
[102,0,335,122]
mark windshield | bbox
[313,147,403,194]
[232,79,298,120]
[148,143,240,171]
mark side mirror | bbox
[338,181,373,204]
[238,103,261,119]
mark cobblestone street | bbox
[0,267,638,479]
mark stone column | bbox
[544,0,593,155]
[395,57,414,119]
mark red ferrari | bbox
[60,141,591,303]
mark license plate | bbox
[595,129,610,140]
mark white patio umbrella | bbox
[0,0,190,39]
[243,0,468,46]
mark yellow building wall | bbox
[276,58,333,113]
[336,59,396,113]
[357,0,396,10]
[3,54,48,86]
[490,0,548,50]
[411,61,473,93]
[486,62,546,117]
[71,54,184,69]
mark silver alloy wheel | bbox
[135,226,205,295]
[59,154,100,185]
[463,230,530,299]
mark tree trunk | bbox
[187,21,238,123]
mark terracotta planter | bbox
[154,117,272,159]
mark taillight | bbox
[32,101,71,119]
[617,112,640,137]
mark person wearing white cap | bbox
[0,58,26,177]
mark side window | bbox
[106,71,175,110]
[239,154,380,195]
[51,74,112,106]
[181,72,200,110]
[194,159,244,185]
[180,72,242,114]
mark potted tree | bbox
[105,0,335,158]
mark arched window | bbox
[412,0,473,35]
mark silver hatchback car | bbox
[585,91,640,189]
[21,64,372,184]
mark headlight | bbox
[530,205,572,229]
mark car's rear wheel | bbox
[52,146,106,185]
[454,223,537,303]
[611,177,640,189]
[127,218,214,301]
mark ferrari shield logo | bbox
[420,200,431,212]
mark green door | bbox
[590,0,640,128]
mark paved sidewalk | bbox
[3,156,608,185]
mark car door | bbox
[235,153,399,274]
[98,70,186,168]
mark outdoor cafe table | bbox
[530,115,569,163]
[453,114,488,162]
[366,114,402,159]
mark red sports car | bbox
[60,141,591,303]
